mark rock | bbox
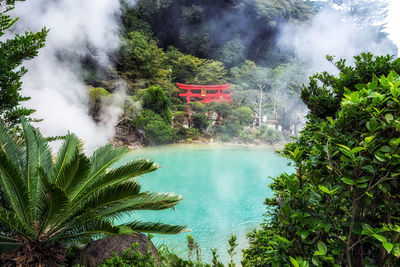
[73,233,160,267]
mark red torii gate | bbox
[176,83,232,123]
[176,83,232,104]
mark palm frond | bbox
[63,153,91,196]
[69,145,128,202]
[20,118,53,223]
[71,159,158,206]
[0,206,32,239]
[96,191,183,217]
[65,182,141,222]
[55,219,120,243]
[0,148,30,228]
[52,133,81,184]
[0,122,25,170]
[37,167,69,238]
[123,221,186,235]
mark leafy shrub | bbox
[174,127,200,141]
[243,55,400,266]
[175,104,188,112]
[191,114,209,131]
[239,130,255,144]
[234,106,253,125]
[189,102,207,113]
[255,126,282,143]
[142,86,172,124]
[88,87,110,101]
[144,116,174,145]
[123,96,142,118]
[214,122,241,139]
[136,109,174,145]
[173,111,187,125]
[100,243,158,267]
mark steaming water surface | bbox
[121,144,293,264]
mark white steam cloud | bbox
[11,0,133,152]
[278,8,397,76]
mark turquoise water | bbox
[121,144,292,264]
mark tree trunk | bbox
[258,85,263,128]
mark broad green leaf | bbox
[380,146,392,153]
[317,241,327,254]
[289,256,299,267]
[314,251,325,256]
[390,87,399,98]
[341,177,356,185]
[385,113,394,122]
[380,75,389,87]
[356,183,368,188]
[365,135,375,143]
[378,184,388,193]
[337,144,351,151]
[368,79,378,90]
[299,230,309,240]
[357,177,371,184]
[355,83,366,90]
[374,152,387,162]
[277,235,291,244]
[318,185,338,195]
[387,71,394,82]
[383,242,394,253]
[362,165,375,174]
[351,147,366,154]
[390,138,400,147]
[362,223,374,235]
[372,233,387,243]
[365,191,374,198]
[392,246,400,257]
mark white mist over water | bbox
[11,0,131,152]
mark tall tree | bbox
[0,0,47,129]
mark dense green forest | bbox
[1,0,400,266]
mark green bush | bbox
[186,128,200,140]
[173,111,187,125]
[136,109,174,145]
[173,127,200,141]
[145,119,174,145]
[214,122,241,139]
[234,106,253,125]
[123,97,142,118]
[142,86,172,124]
[189,102,207,113]
[175,104,188,112]
[88,87,110,101]
[243,55,400,266]
[100,243,158,267]
[255,126,282,143]
[191,114,209,132]
[239,130,255,144]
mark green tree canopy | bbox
[142,86,172,124]
[119,31,168,84]
[243,54,400,266]
[0,0,47,128]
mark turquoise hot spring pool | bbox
[120,144,293,264]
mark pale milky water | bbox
[120,144,293,264]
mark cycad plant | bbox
[0,120,184,266]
